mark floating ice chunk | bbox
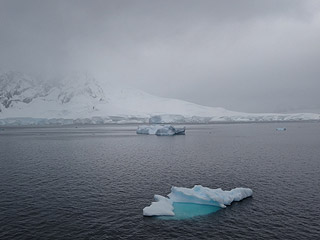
[154,125,176,136]
[169,127,186,135]
[136,125,162,134]
[143,185,253,217]
[136,125,185,136]
[143,195,174,216]
[155,125,186,136]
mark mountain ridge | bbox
[0,71,319,125]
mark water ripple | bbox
[0,123,319,239]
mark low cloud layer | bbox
[1,0,320,113]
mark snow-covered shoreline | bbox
[1,71,319,126]
[0,115,319,126]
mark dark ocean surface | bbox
[0,122,319,239]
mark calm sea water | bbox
[0,123,319,239]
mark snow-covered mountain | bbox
[0,71,319,125]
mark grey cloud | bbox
[1,0,320,112]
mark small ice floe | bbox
[136,125,185,136]
[276,128,286,131]
[143,185,253,219]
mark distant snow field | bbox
[0,71,319,126]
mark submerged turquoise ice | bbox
[143,185,253,219]
[159,203,221,220]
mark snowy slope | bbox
[0,71,319,125]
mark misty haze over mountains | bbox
[1,0,320,114]
[0,71,319,125]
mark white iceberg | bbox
[136,125,185,136]
[143,185,253,217]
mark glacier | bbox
[0,71,319,126]
[136,125,186,136]
[143,185,253,218]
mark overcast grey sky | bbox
[1,0,320,113]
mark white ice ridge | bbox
[136,125,185,136]
[143,185,253,216]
